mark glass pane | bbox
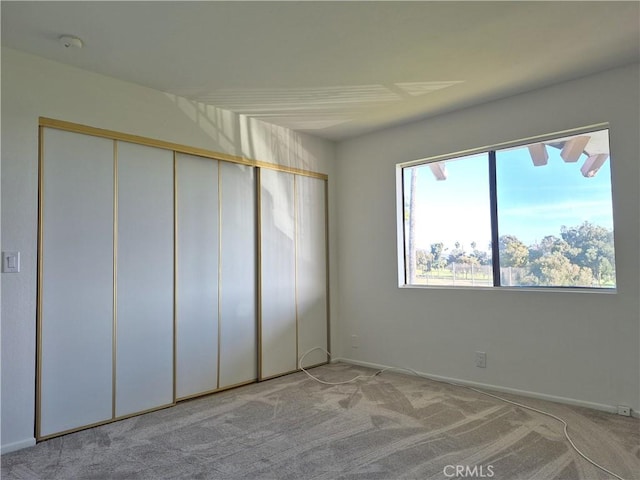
[496,129,616,288]
[403,153,492,287]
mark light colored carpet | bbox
[2,363,639,479]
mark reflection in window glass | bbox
[403,154,492,286]
[496,129,616,288]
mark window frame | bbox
[396,123,617,292]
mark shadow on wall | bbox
[163,93,323,173]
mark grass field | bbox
[414,266,615,288]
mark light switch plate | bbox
[2,251,20,273]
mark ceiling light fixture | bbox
[59,35,83,49]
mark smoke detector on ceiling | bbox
[59,35,83,49]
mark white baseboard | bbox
[333,357,637,418]
[1,438,36,455]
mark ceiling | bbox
[2,1,639,141]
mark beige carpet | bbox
[2,363,638,479]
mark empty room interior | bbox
[1,2,639,479]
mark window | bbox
[400,127,616,289]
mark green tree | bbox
[447,241,466,265]
[469,240,491,265]
[430,243,446,269]
[528,252,594,287]
[499,235,529,267]
[416,249,433,273]
[560,221,615,285]
[471,249,491,266]
[446,242,481,279]
[529,235,576,262]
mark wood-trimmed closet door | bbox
[259,168,297,379]
[219,162,258,388]
[39,128,114,438]
[295,175,329,368]
[175,153,219,399]
[116,141,174,417]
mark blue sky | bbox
[405,141,614,253]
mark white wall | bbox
[0,47,337,453]
[335,64,639,413]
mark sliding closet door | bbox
[116,142,174,416]
[260,169,297,379]
[219,163,257,387]
[175,153,219,399]
[40,129,114,437]
[296,176,329,367]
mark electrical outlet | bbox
[617,405,631,416]
[351,335,358,348]
[475,351,486,368]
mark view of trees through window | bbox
[402,128,616,288]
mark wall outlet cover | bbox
[617,405,631,416]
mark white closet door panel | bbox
[40,129,114,436]
[260,169,297,378]
[296,176,328,367]
[116,142,174,417]
[219,163,257,387]
[176,153,219,398]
